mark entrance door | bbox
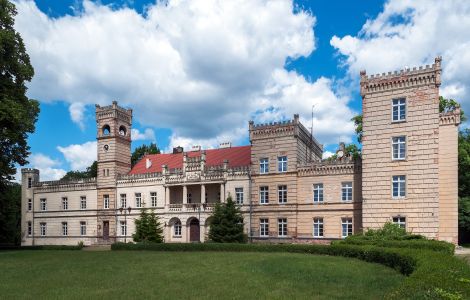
[189,219,200,242]
[103,221,109,240]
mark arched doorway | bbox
[189,218,200,242]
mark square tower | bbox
[95,101,132,243]
[360,58,443,239]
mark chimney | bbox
[173,146,183,154]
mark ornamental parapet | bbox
[297,159,361,176]
[439,108,461,126]
[360,56,442,96]
[33,177,97,192]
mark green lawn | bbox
[0,251,404,299]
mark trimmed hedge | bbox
[0,245,83,251]
[112,242,470,299]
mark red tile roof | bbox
[129,145,251,175]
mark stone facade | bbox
[21,57,460,246]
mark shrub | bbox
[336,238,455,255]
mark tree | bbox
[458,197,470,244]
[60,161,97,181]
[351,115,363,144]
[327,144,361,161]
[0,182,20,245]
[133,209,163,243]
[131,143,160,167]
[0,0,40,185]
[440,96,466,122]
[209,196,247,243]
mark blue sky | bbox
[14,0,470,180]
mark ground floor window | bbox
[313,218,323,238]
[27,221,32,236]
[278,218,287,237]
[392,216,406,229]
[260,218,269,237]
[120,221,127,236]
[341,218,353,238]
[40,222,46,236]
[174,220,182,236]
[62,222,68,236]
[80,221,86,236]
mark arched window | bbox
[102,125,111,136]
[174,220,182,236]
[119,125,127,136]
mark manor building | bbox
[21,57,461,245]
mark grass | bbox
[0,250,404,299]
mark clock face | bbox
[104,144,109,151]
[337,150,344,158]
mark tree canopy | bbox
[209,196,247,243]
[131,143,160,167]
[133,209,164,243]
[61,161,97,181]
[0,0,39,185]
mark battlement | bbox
[21,168,39,174]
[440,108,461,126]
[360,57,442,96]
[95,101,132,122]
[297,159,361,177]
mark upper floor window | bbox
[120,221,127,236]
[260,218,269,237]
[40,198,47,211]
[135,193,142,208]
[27,199,32,211]
[187,193,192,204]
[313,184,324,203]
[27,177,32,188]
[341,218,353,238]
[102,124,111,136]
[392,98,406,122]
[260,158,269,174]
[80,196,87,210]
[313,218,323,238]
[104,194,110,209]
[27,221,32,236]
[392,175,406,198]
[393,216,406,229]
[62,222,68,236]
[259,186,269,204]
[40,222,46,236]
[278,218,287,237]
[278,185,287,204]
[392,136,406,160]
[120,194,127,208]
[278,156,287,172]
[80,221,87,236]
[341,182,353,202]
[151,192,157,207]
[62,197,68,210]
[235,188,244,205]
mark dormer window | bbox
[102,125,111,136]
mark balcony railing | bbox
[167,202,217,212]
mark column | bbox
[183,185,187,205]
[201,184,206,204]
[165,186,170,207]
[220,183,225,203]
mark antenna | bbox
[311,104,315,139]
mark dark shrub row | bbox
[112,242,416,275]
[0,244,83,250]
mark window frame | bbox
[135,193,142,208]
[235,188,244,205]
[174,220,182,237]
[80,221,87,236]
[27,177,32,189]
[150,192,157,207]
[27,221,32,236]
[40,222,46,236]
[392,136,406,160]
[40,198,47,211]
[259,158,269,174]
[278,185,287,204]
[277,156,288,172]
[341,218,353,238]
[27,199,32,211]
[103,194,110,209]
[120,194,127,208]
[120,221,127,236]
[392,216,406,229]
[341,182,353,202]
[260,218,269,237]
[80,196,87,210]
[259,186,269,204]
[62,197,68,210]
[392,98,406,122]
[62,222,68,236]
[278,218,288,237]
[313,184,324,203]
[392,175,406,198]
[313,217,324,238]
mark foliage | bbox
[327,143,362,161]
[208,196,247,243]
[60,161,97,181]
[459,197,470,244]
[0,182,20,245]
[440,96,467,122]
[351,115,363,143]
[132,209,163,243]
[131,143,160,167]
[0,0,40,185]
[459,129,470,198]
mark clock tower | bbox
[95,101,132,243]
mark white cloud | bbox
[69,102,86,129]
[15,0,355,148]
[330,0,470,113]
[322,151,334,159]
[57,141,97,171]
[25,153,67,181]
[131,128,156,141]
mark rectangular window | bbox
[260,218,269,237]
[104,194,110,209]
[27,177,32,188]
[259,158,269,174]
[62,222,68,236]
[187,193,192,203]
[27,221,32,236]
[259,186,269,204]
[151,192,157,207]
[341,218,353,238]
[62,197,68,210]
[40,198,47,211]
[341,182,353,202]
[120,194,127,208]
[313,218,324,238]
[278,185,287,204]
[313,184,324,203]
[174,221,182,236]
[40,222,46,236]
[392,98,406,121]
[278,156,287,172]
[80,221,87,236]
[235,188,244,205]
[80,196,87,210]
[392,136,406,160]
[278,218,287,237]
[120,221,127,236]
[27,199,32,211]
[393,217,406,229]
[392,175,406,198]
[135,193,142,208]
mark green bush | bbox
[336,238,455,255]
